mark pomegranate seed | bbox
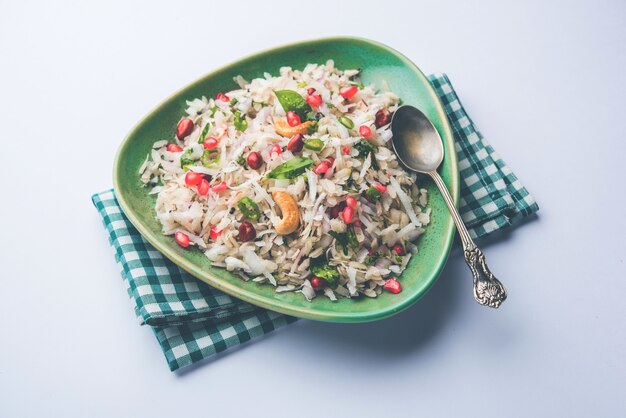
[270,144,283,157]
[197,178,210,196]
[342,206,354,224]
[286,111,301,127]
[176,118,194,140]
[339,85,358,99]
[311,276,324,290]
[375,108,391,127]
[325,156,335,167]
[342,146,351,155]
[359,125,372,138]
[211,181,227,193]
[287,134,304,152]
[174,231,190,248]
[209,226,222,241]
[314,161,329,175]
[305,94,322,107]
[345,196,358,209]
[238,221,256,242]
[330,202,345,218]
[185,172,203,187]
[307,87,316,95]
[203,137,219,149]
[392,243,406,256]
[167,143,183,152]
[353,219,363,228]
[247,151,263,169]
[216,92,230,102]
[384,278,402,294]
[373,182,387,193]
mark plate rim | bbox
[113,36,459,322]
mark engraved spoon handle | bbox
[429,171,507,308]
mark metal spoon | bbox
[391,105,507,308]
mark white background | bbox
[1,1,625,417]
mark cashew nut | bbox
[272,191,299,235]
[274,118,312,137]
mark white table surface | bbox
[1,1,625,416]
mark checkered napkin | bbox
[92,73,538,371]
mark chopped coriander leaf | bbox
[329,229,358,256]
[354,139,379,170]
[347,228,358,248]
[364,252,380,265]
[180,148,196,170]
[307,120,318,134]
[233,110,248,131]
[345,176,359,193]
[365,186,382,201]
[310,258,340,288]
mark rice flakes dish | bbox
[140,60,430,301]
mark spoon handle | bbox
[429,171,507,308]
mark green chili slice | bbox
[237,197,261,221]
[303,138,324,152]
[197,123,211,143]
[338,115,354,129]
[200,149,220,168]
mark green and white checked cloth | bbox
[92,74,538,371]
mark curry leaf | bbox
[274,90,311,118]
[266,157,314,180]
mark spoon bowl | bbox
[391,105,444,173]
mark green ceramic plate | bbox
[113,37,459,323]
